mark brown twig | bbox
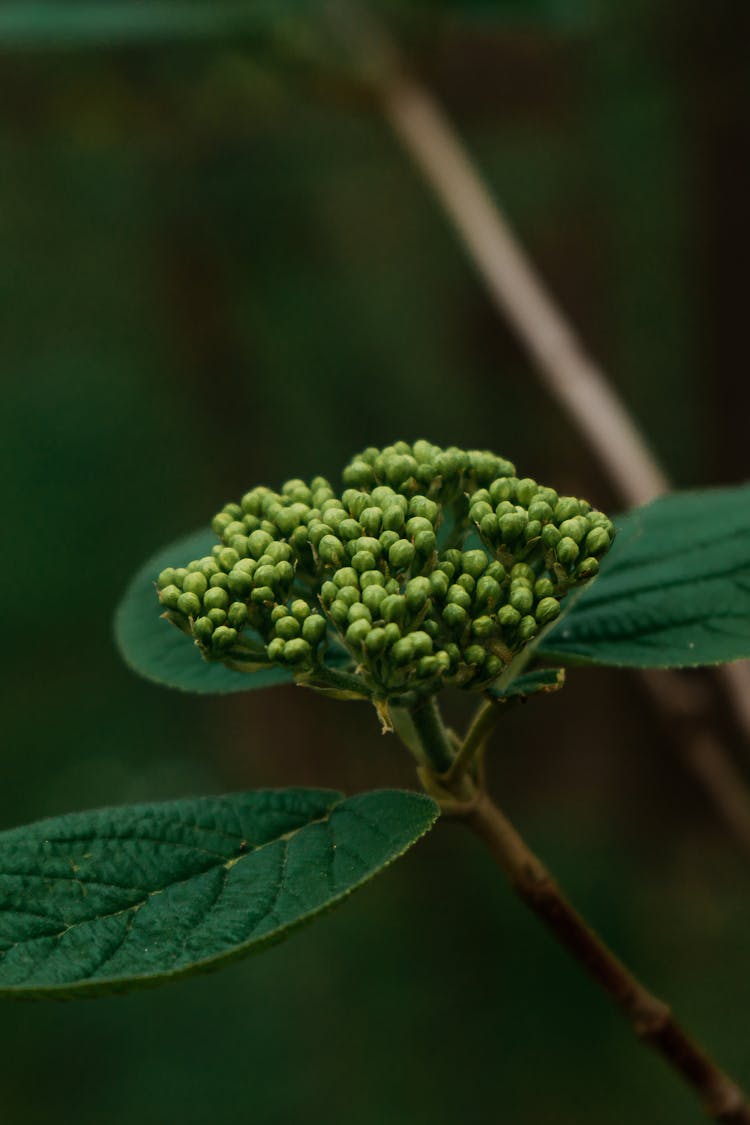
[460,788,750,1124]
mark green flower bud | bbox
[212,625,238,651]
[363,585,388,615]
[554,497,580,523]
[411,631,433,658]
[360,570,385,589]
[536,597,561,624]
[265,541,293,564]
[273,508,302,537]
[197,557,220,578]
[343,460,374,488]
[447,585,472,611]
[382,595,407,624]
[388,539,415,571]
[437,561,455,580]
[434,651,452,673]
[417,655,440,678]
[489,477,517,504]
[193,616,214,644]
[271,605,288,623]
[379,529,400,553]
[518,615,537,641]
[365,626,387,654]
[499,511,526,542]
[479,513,499,541]
[585,526,611,555]
[534,577,555,599]
[524,520,542,543]
[464,645,486,667]
[429,570,449,599]
[291,599,311,621]
[391,637,415,665]
[422,619,439,639]
[383,622,401,647]
[333,567,359,589]
[321,508,347,532]
[250,586,275,604]
[475,575,502,608]
[228,568,254,598]
[360,507,383,536]
[486,561,506,583]
[484,654,503,680]
[283,638,311,664]
[302,614,327,645]
[157,567,178,591]
[559,517,588,544]
[470,501,493,523]
[339,518,362,541]
[408,496,438,523]
[290,525,309,551]
[556,537,580,565]
[381,505,405,533]
[456,573,475,595]
[328,600,350,627]
[351,551,377,573]
[385,578,400,595]
[228,535,249,557]
[462,550,487,580]
[307,521,328,548]
[346,619,371,647]
[319,582,339,607]
[267,637,285,662]
[223,520,246,542]
[254,564,279,589]
[204,587,229,612]
[528,500,554,524]
[386,454,418,488]
[212,512,233,536]
[511,563,535,584]
[243,514,260,534]
[405,515,433,538]
[217,547,240,572]
[442,603,468,630]
[497,604,521,630]
[348,603,372,625]
[472,615,496,639]
[336,586,360,608]
[414,529,437,555]
[318,534,344,565]
[207,608,227,627]
[516,478,539,507]
[576,557,599,579]
[159,584,181,610]
[405,576,431,612]
[541,525,561,551]
[227,602,249,629]
[275,616,300,640]
[509,585,534,615]
[247,530,274,558]
[209,572,230,590]
[370,485,396,507]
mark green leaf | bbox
[0,788,439,999]
[539,484,750,668]
[114,528,295,694]
[488,667,565,700]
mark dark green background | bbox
[1,2,748,1121]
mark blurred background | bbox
[1,1,749,1121]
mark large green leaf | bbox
[0,788,438,999]
[539,484,750,668]
[115,528,294,694]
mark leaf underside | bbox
[539,483,750,668]
[0,788,439,999]
[114,528,294,694]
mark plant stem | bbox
[403,698,750,1123]
[461,790,750,1124]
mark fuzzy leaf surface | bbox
[0,788,438,999]
[539,484,750,668]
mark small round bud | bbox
[497,604,521,630]
[291,599,311,621]
[518,615,537,641]
[484,654,503,680]
[381,505,405,533]
[318,534,344,566]
[534,577,555,599]
[328,600,350,627]
[348,603,372,625]
[207,607,227,627]
[320,581,338,605]
[254,564,278,589]
[536,597,561,624]
[489,477,517,504]
[333,567,359,589]
[509,586,534,615]
[266,637,285,662]
[417,656,440,679]
[472,615,496,640]
[391,637,415,666]
[339,518,361,541]
[413,529,437,555]
[383,622,401,647]
[343,460,374,488]
[336,587,360,608]
[177,592,203,617]
[475,575,501,608]
[379,529,400,553]
[511,563,535,584]
[250,586,275,604]
[429,571,449,599]
[446,585,472,611]
[346,619,371,647]
[486,561,506,583]
[365,627,387,654]
[456,573,475,595]
[408,496,438,523]
[302,614,327,645]
[585,526,611,555]
[271,605,287,623]
[524,521,542,543]
[228,569,254,598]
[227,602,249,629]
[442,603,468,630]
[193,616,214,644]
[462,550,488,580]
[470,501,493,523]
[554,498,580,523]
[212,512,233,536]
[556,537,580,565]
[212,625,238,651]
[363,585,388,615]
[275,616,300,640]
[479,513,499,541]
[283,638,311,664]
[405,516,433,538]
[576,557,599,579]
[559,517,588,544]
[388,539,415,571]
[360,570,385,589]
[352,551,377,573]
[411,631,433,658]
[464,645,486,667]
[405,576,431,613]
[515,478,538,507]
[360,507,383,536]
[528,500,553,524]
[542,525,561,550]
[157,567,178,591]
[382,595,407,624]
[159,584,181,610]
[247,530,274,558]
[499,512,526,542]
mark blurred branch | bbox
[322,0,750,855]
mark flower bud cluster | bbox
[156,442,614,701]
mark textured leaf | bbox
[539,484,750,668]
[0,788,439,999]
[114,528,294,694]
